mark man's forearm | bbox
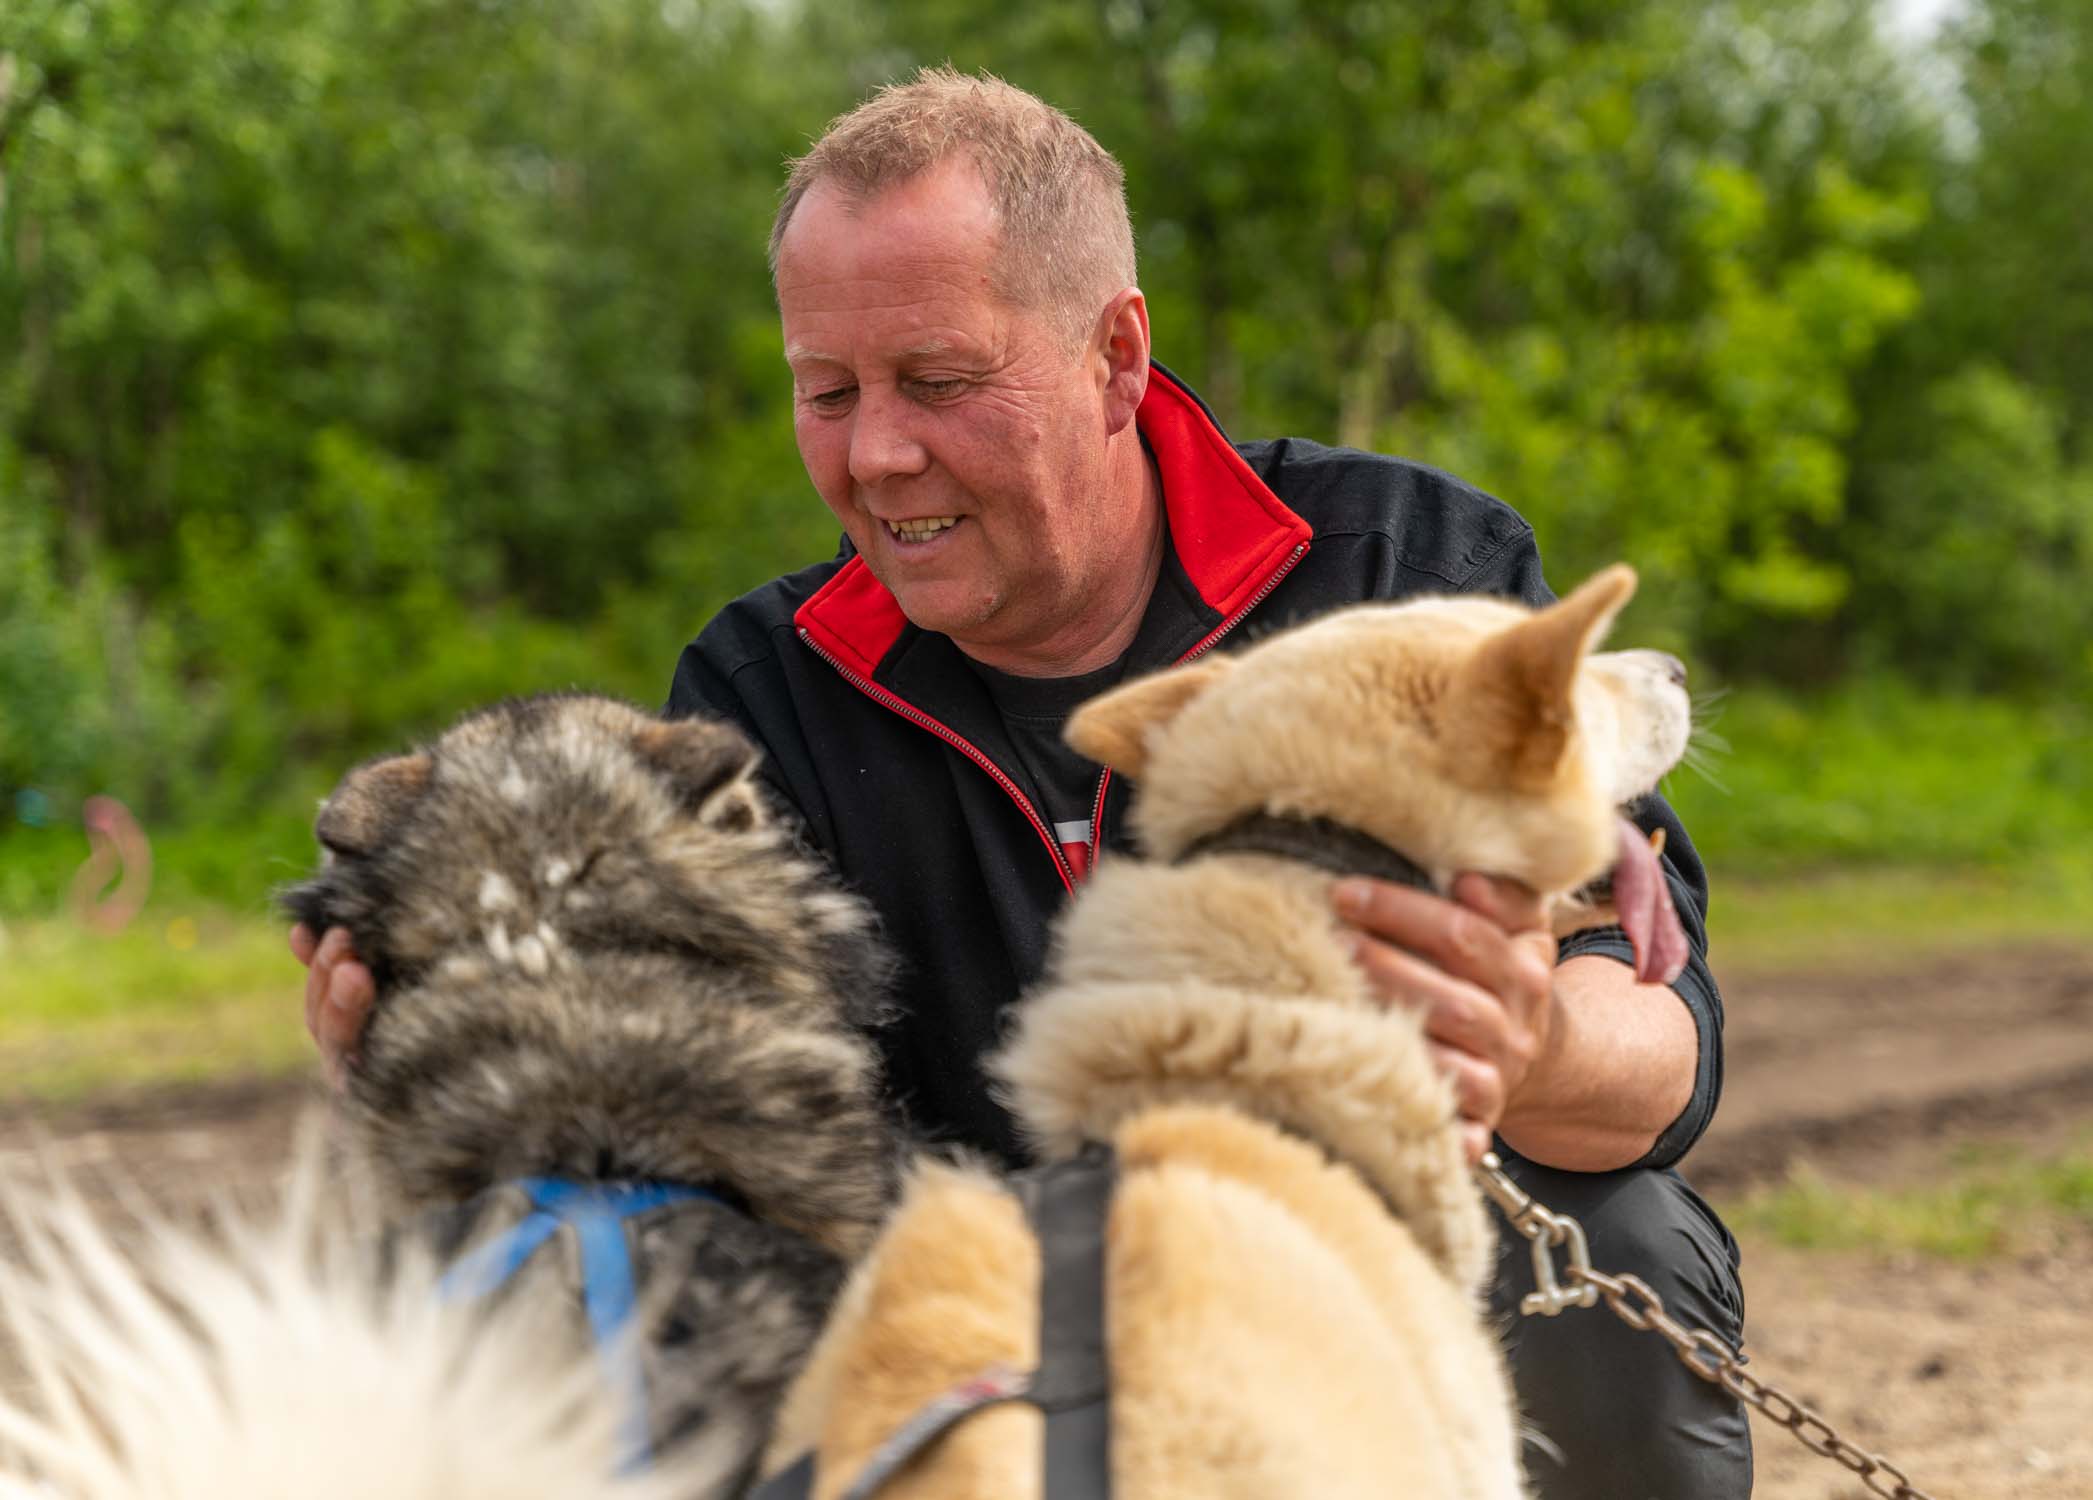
[1496,953,1698,1172]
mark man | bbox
[297,68,1748,1499]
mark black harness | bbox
[754,813,1438,1499]
[751,1145,1116,1500]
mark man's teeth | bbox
[889,516,959,541]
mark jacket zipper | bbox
[1085,540,1309,860]
[797,628,1077,893]
[1086,768,1114,863]
[1180,541,1309,662]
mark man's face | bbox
[775,158,1124,664]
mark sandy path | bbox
[5,942,2092,1497]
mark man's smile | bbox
[882,515,965,546]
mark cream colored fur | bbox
[767,566,1693,1498]
[0,1139,720,1500]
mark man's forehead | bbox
[778,161,1000,285]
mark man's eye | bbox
[912,378,967,400]
[806,385,856,411]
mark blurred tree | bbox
[1829,0,2093,692]
[1924,0,2093,436]
[0,0,847,612]
[3,0,2086,827]
[862,0,1928,661]
[0,454,196,818]
[0,0,869,815]
[1844,365,2093,688]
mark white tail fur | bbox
[0,1140,701,1500]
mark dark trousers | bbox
[1487,1154,1752,1500]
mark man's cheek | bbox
[794,429,852,505]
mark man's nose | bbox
[848,386,931,488]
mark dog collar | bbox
[1173,812,1438,894]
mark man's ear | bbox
[1449,565,1637,786]
[1065,656,1232,778]
[634,716,765,831]
[1093,286,1150,436]
[316,753,432,857]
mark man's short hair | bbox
[770,67,1138,343]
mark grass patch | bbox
[1,678,2087,1096]
[0,811,315,920]
[1725,1141,2093,1260]
[0,907,311,1101]
[1710,854,2093,970]
[1650,683,2093,967]
[1666,682,2093,872]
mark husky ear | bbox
[634,716,766,831]
[316,753,432,857]
[1065,657,1234,779]
[1451,565,1637,785]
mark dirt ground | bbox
[4,941,2091,1498]
[1691,943,2093,1500]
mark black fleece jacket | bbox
[667,365,1723,1170]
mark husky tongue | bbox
[1612,817,1689,985]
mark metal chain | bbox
[1475,1153,1939,1500]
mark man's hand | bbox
[290,923,374,1089]
[1332,873,1559,1164]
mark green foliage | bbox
[1378,12,1926,653]
[0,905,310,1099]
[2,0,2090,846]
[1666,680,2093,870]
[0,468,202,816]
[0,808,313,920]
[1823,0,2093,693]
[871,0,1941,656]
[1,0,831,605]
[1727,1144,2093,1259]
[1,0,858,823]
[1713,858,2093,971]
[1919,0,2093,438]
[1843,366,2093,690]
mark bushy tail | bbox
[0,1138,699,1500]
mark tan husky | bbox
[763,565,1693,1499]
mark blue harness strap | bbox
[438,1176,719,1470]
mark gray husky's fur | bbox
[278,693,902,1491]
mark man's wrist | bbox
[1494,953,1696,1172]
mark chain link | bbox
[1476,1153,1939,1500]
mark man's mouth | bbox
[885,516,960,543]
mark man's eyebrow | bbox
[784,337,979,368]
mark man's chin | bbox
[881,582,1003,642]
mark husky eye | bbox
[544,851,605,890]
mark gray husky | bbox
[270,694,902,1492]
[1,696,897,1500]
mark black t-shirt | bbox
[963,514,1220,865]
[966,655,1123,842]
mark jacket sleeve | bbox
[1466,527,1726,1170]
